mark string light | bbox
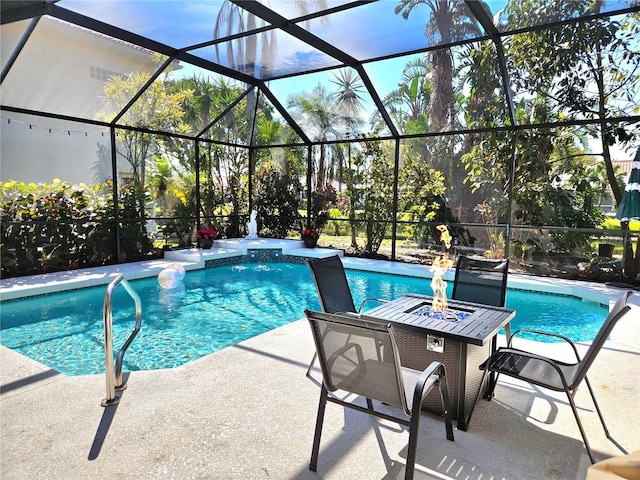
[0,115,109,138]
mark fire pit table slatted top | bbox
[365,294,515,346]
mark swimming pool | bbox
[0,262,608,376]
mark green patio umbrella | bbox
[615,147,640,280]
[615,147,640,222]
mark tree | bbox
[394,2,489,220]
[373,57,432,135]
[95,69,191,252]
[395,0,486,132]
[330,69,367,246]
[395,0,455,133]
[344,138,397,254]
[253,162,303,238]
[504,0,640,273]
[398,141,448,244]
[97,72,191,189]
[287,83,340,189]
[167,75,255,237]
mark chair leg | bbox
[309,384,328,472]
[438,373,455,442]
[305,352,317,378]
[405,370,455,480]
[565,389,597,464]
[475,365,492,403]
[405,410,420,480]
[582,376,610,438]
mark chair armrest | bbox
[326,342,364,374]
[509,328,582,362]
[358,298,388,313]
[490,347,573,390]
[338,311,390,328]
[413,361,445,406]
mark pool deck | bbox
[1,239,639,479]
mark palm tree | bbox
[395,1,488,221]
[212,1,330,228]
[330,69,366,132]
[287,83,339,190]
[330,69,366,188]
[396,0,451,133]
[329,69,367,247]
[373,57,433,135]
[395,0,486,131]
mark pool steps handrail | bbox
[101,274,142,407]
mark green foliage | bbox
[347,139,396,253]
[309,184,338,231]
[1,179,155,278]
[6,3,637,278]
[326,208,345,236]
[97,72,192,188]
[167,76,253,237]
[116,184,155,259]
[459,40,508,129]
[373,57,432,134]
[505,0,640,208]
[398,141,448,244]
[253,163,303,238]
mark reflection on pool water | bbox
[0,262,607,376]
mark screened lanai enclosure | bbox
[1,0,640,283]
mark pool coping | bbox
[0,238,335,301]
[0,238,631,309]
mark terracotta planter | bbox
[198,238,214,249]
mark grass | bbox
[604,217,640,230]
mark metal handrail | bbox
[101,274,142,407]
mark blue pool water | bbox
[0,262,607,376]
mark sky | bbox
[55,0,637,160]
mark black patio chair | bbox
[451,255,509,308]
[305,255,387,376]
[452,256,510,388]
[305,309,455,480]
[474,290,632,464]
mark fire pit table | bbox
[366,293,515,430]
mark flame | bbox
[430,225,454,311]
[436,224,452,250]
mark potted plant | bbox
[195,226,218,249]
[301,227,319,248]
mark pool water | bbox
[0,262,607,376]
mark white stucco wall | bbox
[1,17,159,185]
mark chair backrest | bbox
[307,256,357,313]
[451,255,509,307]
[305,309,409,414]
[573,291,632,387]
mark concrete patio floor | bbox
[1,295,639,480]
